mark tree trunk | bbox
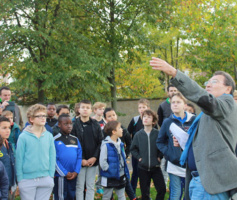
[108,67,117,111]
[176,37,179,69]
[37,80,45,103]
[109,0,117,111]
[165,48,169,92]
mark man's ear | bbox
[225,86,232,95]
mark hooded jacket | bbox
[0,161,8,200]
[157,112,195,167]
[0,140,16,188]
[130,128,163,171]
[100,136,129,180]
[16,126,56,182]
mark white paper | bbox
[169,123,189,150]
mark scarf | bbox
[180,112,203,166]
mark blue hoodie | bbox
[16,126,56,182]
[156,112,196,167]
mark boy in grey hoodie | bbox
[100,121,130,200]
[130,109,166,200]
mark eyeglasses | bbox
[204,80,220,86]
[34,115,47,118]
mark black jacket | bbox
[130,128,163,171]
[71,117,103,166]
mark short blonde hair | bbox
[138,99,150,107]
[92,102,107,112]
[1,110,13,117]
[27,104,46,124]
[233,90,237,97]
[170,93,187,104]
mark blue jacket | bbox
[0,141,16,188]
[0,161,9,200]
[157,112,195,167]
[54,132,82,177]
[100,137,129,180]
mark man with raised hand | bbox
[150,57,237,200]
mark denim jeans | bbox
[168,173,185,200]
[189,171,229,200]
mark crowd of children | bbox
[0,93,197,200]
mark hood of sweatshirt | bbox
[102,136,122,153]
[24,125,46,136]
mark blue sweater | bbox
[16,126,56,182]
[157,112,195,167]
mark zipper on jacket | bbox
[148,133,150,171]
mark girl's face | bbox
[171,96,185,114]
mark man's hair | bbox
[0,86,10,95]
[167,84,176,92]
[214,71,235,95]
[27,104,46,124]
[1,110,13,117]
[142,109,158,127]
[186,103,196,114]
[104,121,120,137]
[92,102,107,112]
[56,105,70,114]
[170,93,187,104]
[58,114,71,123]
[74,103,80,117]
[103,107,115,119]
[47,103,56,107]
[79,99,92,106]
[138,99,150,107]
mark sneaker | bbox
[96,188,104,194]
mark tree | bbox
[0,0,108,103]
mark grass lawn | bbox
[15,187,170,200]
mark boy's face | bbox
[138,103,148,116]
[58,108,70,117]
[79,103,92,117]
[171,96,185,114]
[94,107,105,117]
[5,114,13,125]
[113,124,123,138]
[58,117,73,135]
[185,105,194,114]
[142,114,153,126]
[47,105,56,118]
[0,121,11,140]
[30,111,47,126]
[105,110,117,122]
